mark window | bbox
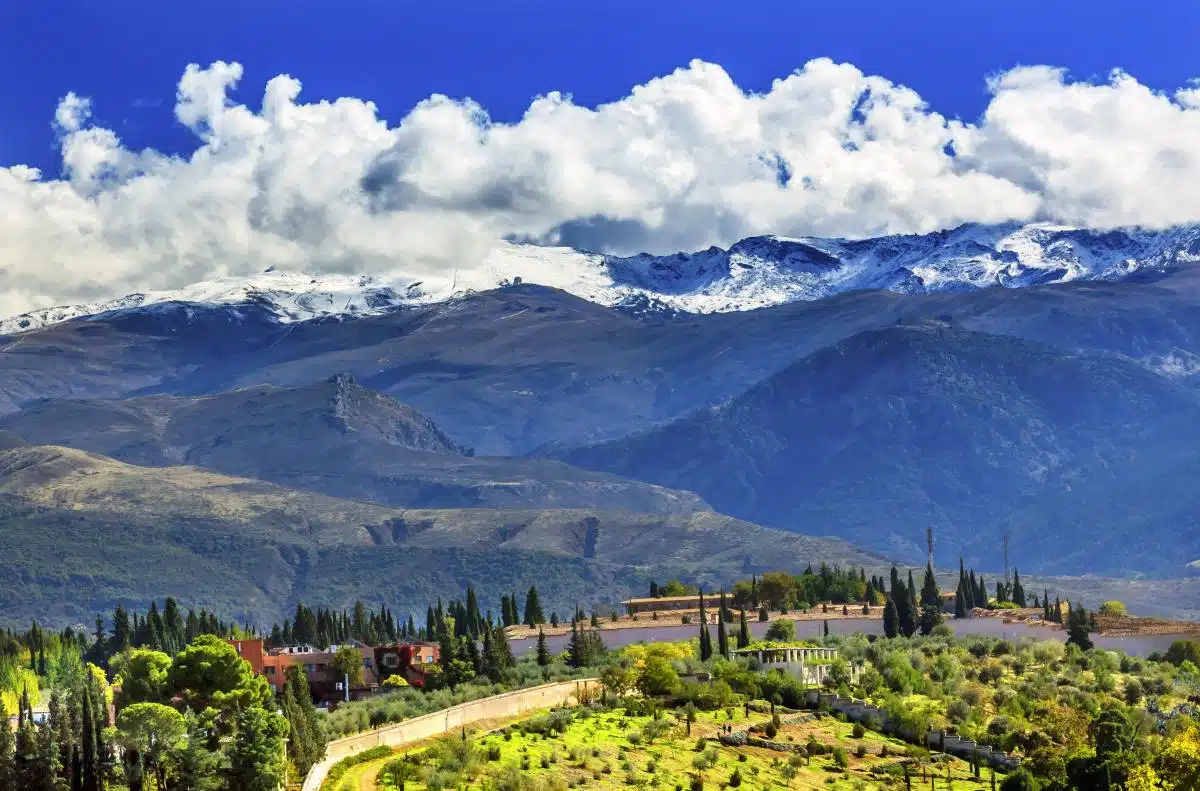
[265,667,276,676]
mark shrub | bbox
[764,723,778,739]
[728,768,743,788]
[854,743,867,758]
[487,745,502,761]
[832,747,849,769]
[851,723,865,738]
[1098,601,1127,617]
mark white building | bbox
[730,644,860,687]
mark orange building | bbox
[227,639,380,702]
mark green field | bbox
[361,705,996,791]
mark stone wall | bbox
[801,690,1020,770]
[302,678,601,791]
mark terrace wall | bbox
[301,678,600,791]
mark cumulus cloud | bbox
[4,57,1200,316]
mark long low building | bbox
[622,594,721,614]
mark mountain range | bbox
[3,221,1200,624]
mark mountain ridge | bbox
[5,221,1200,335]
[550,321,1200,576]
[0,441,888,627]
[0,376,710,514]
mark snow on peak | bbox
[4,222,1200,335]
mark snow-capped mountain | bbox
[5,222,1200,335]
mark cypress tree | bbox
[14,720,38,791]
[697,589,712,661]
[757,606,768,623]
[523,587,544,627]
[954,580,968,619]
[750,575,758,608]
[977,575,988,608]
[995,581,1006,604]
[1066,604,1093,651]
[716,601,729,659]
[823,620,829,638]
[919,563,944,636]
[1011,570,1026,607]
[891,576,909,636]
[883,596,900,639]
[535,629,551,667]
[0,700,15,791]
[905,571,919,637]
[38,720,67,791]
[565,620,581,668]
[737,610,750,649]
[967,571,978,609]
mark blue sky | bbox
[5,0,1200,316]
[3,0,1198,174]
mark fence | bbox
[301,678,600,791]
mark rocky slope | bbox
[0,376,707,514]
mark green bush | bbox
[832,747,849,769]
[851,723,865,738]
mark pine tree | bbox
[535,629,551,667]
[737,610,750,649]
[172,711,225,791]
[883,596,900,639]
[919,564,944,636]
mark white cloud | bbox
[4,56,1200,316]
